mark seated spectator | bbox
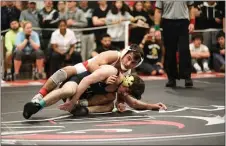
[14,22,44,80]
[194,1,224,50]
[137,26,165,76]
[19,1,40,32]
[189,34,211,73]
[92,1,110,46]
[50,19,82,75]
[1,1,21,36]
[57,1,66,19]
[130,1,153,45]
[106,0,135,49]
[4,19,23,81]
[212,31,225,72]
[91,34,119,57]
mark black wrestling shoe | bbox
[23,102,42,119]
[70,105,89,116]
[185,78,193,88]
[165,79,176,87]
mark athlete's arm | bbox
[87,51,119,73]
[123,95,167,110]
[71,65,118,105]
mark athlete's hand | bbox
[117,103,126,112]
[156,102,167,110]
[58,100,74,112]
[105,75,118,84]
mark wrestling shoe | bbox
[31,93,43,104]
[70,105,89,116]
[185,78,193,88]
[23,102,42,119]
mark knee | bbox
[35,49,44,60]
[158,69,165,75]
[61,85,76,98]
[151,70,157,76]
[14,49,23,60]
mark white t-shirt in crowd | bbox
[189,43,209,53]
[50,28,77,53]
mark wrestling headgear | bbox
[122,75,145,100]
[120,44,144,71]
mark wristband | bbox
[154,25,160,31]
[190,19,195,25]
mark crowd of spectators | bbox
[1,1,225,81]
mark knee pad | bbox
[50,69,67,85]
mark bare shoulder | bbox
[96,50,120,64]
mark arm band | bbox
[154,25,160,31]
[190,19,195,25]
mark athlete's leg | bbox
[80,93,116,106]
[31,66,78,103]
[43,81,78,107]
[71,102,115,116]
[23,81,78,119]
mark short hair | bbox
[128,75,145,100]
[58,19,67,27]
[9,18,19,24]
[192,33,203,42]
[101,34,111,40]
[23,21,32,28]
[216,31,225,39]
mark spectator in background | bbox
[130,1,153,45]
[50,20,82,75]
[20,1,40,33]
[91,33,119,57]
[194,1,224,50]
[92,0,110,46]
[143,1,155,22]
[4,19,23,81]
[14,22,44,80]
[212,31,225,72]
[138,26,165,76]
[38,0,60,53]
[106,0,135,49]
[79,1,96,61]
[63,1,87,56]
[58,1,66,19]
[1,1,21,36]
[189,34,211,73]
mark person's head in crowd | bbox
[10,19,20,32]
[28,1,36,11]
[121,44,144,70]
[57,1,66,12]
[111,0,127,15]
[58,19,67,35]
[79,1,88,9]
[44,0,53,9]
[67,1,77,10]
[208,1,216,5]
[101,34,112,49]
[192,33,203,48]
[5,1,14,7]
[145,26,161,42]
[133,1,144,12]
[23,21,33,36]
[143,1,151,11]
[98,0,107,6]
[216,31,225,47]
